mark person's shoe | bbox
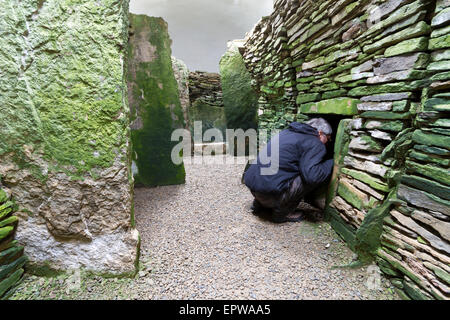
[285,211,304,223]
[251,200,268,216]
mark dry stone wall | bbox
[242,0,449,299]
[0,0,139,276]
[189,71,224,108]
[188,71,227,139]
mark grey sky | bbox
[129,0,273,72]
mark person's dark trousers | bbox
[250,175,314,223]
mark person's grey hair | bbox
[305,118,332,135]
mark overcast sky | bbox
[129,0,274,72]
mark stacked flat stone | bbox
[188,71,227,140]
[0,185,27,300]
[241,0,449,300]
[189,71,224,108]
[376,1,450,300]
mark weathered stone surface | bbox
[405,160,450,186]
[384,37,429,57]
[128,14,186,187]
[299,98,359,115]
[363,22,431,53]
[297,93,321,104]
[373,53,429,75]
[337,178,372,211]
[411,210,450,242]
[423,98,450,112]
[341,168,390,192]
[0,0,139,275]
[189,71,224,108]
[172,57,191,130]
[431,49,450,62]
[412,130,450,150]
[357,102,393,111]
[432,24,450,39]
[0,183,27,298]
[349,136,384,152]
[220,40,259,131]
[331,196,365,228]
[431,7,450,28]
[390,210,450,254]
[361,92,413,102]
[398,184,450,216]
[364,120,405,132]
[368,70,432,84]
[370,130,393,141]
[402,174,450,200]
[343,156,389,177]
[429,34,450,50]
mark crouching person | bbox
[244,118,334,223]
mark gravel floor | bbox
[10,155,399,300]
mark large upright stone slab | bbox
[220,40,259,131]
[0,0,139,275]
[128,14,186,187]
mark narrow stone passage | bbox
[134,155,399,300]
[11,155,399,300]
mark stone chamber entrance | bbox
[2,0,449,301]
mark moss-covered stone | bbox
[296,93,321,104]
[0,0,132,180]
[359,110,412,120]
[364,22,431,53]
[341,168,390,192]
[405,160,450,186]
[327,207,357,251]
[423,98,450,112]
[384,37,429,57]
[0,268,24,298]
[299,98,359,115]
[128,14,186,187]
[219,42,259,131]
[409,150,450,166]
[355,190,398,263]
[412,130,450,150]
[401,175,450,200]
[429,34,450,50]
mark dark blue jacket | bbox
[244,122,333,194]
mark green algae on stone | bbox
[429,34,450,50]
[401,175,450,200]
[128,14,186,187]
[412,130,450,149]
[341,168,390,192]
[363,21,431,53]
[405,160,450,186]
[384,37,429,57]
[219,43,259,131]
[0,0,132,180]
[299,98,359,115]
[354,190,400,263]
[326,207,357,251]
